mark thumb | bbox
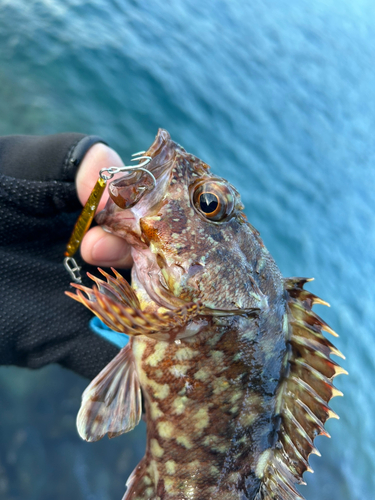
[75,142,124,212]
[75,143,133,269]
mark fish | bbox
[66,129,346,500]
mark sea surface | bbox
[0,1,374,499]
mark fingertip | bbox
[81,226,133,269]
[76,143,124,210]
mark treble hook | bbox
[99,156,156,188]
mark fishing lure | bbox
[63,152,156,283]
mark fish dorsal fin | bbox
[77,343,142,442]
[66,269,202,341]
[256,278,346,500]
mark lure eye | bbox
[192,181,235,221]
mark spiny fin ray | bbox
[66,269,202,341]
[258,278,345,499]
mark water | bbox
[0,0,374,498]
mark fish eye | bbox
[192,181,235,222]
[198,192,220,216]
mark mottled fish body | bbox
[67,130,345,500]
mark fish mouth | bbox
[96,130,176,245]
[95,130,186,309]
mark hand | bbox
[76,143,133,269]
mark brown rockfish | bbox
[67,129,345,500]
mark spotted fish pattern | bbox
[67,130,345,500]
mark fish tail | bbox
[123,457,156,500]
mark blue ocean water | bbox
[0,0,374,499]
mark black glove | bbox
[0,133,122,379]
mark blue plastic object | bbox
[89,316,129,349]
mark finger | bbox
[76,143,124,212]
[81,226,132,269]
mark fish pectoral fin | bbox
[66,270,202,340]
[77,343,142,442]
[88,267,141,308]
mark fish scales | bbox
[133,316,284,498]
[67,129,345,500]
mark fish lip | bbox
[95,210,106,226]
[96,207,149,251]
[96,211,136,226]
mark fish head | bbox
[96,129,278,314]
